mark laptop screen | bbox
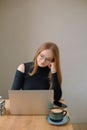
[8,90,54,115]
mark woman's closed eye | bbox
[39,54,52,62]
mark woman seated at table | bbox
[11,42,62,101]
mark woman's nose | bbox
[41,58,46,63]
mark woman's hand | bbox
[48,62,57,73]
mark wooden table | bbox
[0,100,73,130]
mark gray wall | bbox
[0,0,87,123]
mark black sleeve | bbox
[11,70,25,90]
[52,73,62,101]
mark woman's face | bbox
[37,49,54,67]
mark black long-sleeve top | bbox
[12,62,62,101]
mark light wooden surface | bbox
[73,123,87,130]
[0,100,73,130]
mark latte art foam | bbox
[51,108,62,113]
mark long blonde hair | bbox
[29,42,62,86]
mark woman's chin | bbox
[38,63,47,67]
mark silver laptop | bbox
[8,90,53,115]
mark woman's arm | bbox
[11,64,25,90]
[52,73,62,101]
[49,62,62,101]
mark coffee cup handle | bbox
[63,110,67,117]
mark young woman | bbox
[11,42,62,101]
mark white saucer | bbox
[46,115,70,125]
